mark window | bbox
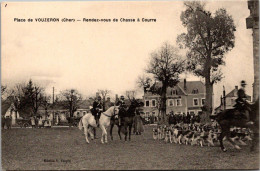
[176,99,182,106]
[171,89,177,95]
[193,98,199,106]
[151,99,156,107]
[201,98,205,106]
[168,99,174,106]
[197,110,202,115]
[192,89,199,94]
[145,100,150,107]
[189,110,195,115]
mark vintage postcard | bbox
[1,1,259,170]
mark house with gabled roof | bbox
[1,98,20,125]
[224,85,251,109]
[142,79,206,119]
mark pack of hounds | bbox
[153,122,252,147]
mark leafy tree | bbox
[177,2,236,116]
[146,42,185,124]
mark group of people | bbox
[30,115,52,128]
[168,112,201,125]
[91,95,144,136]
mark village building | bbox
[246,0,259,102]
[215,85,251,112]
[142,79,206,119]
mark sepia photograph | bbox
[1,0,259,170]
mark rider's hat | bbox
[120,95,124,99]
[241,80,247,86]
[97,96,102,100]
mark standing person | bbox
[168,111,175,125]
[38,116,43,128]
[116,95,127,126]
[31,115,35,129]
[133,110,144,135]
[2,115,5,130]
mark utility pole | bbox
[223,86,226,110]
[53,87,55,104]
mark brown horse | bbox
[110,100,143,141]
[212,98,259,152]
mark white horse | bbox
[78,106,119,144]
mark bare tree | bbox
[136,75,152,93]
[177,1,236,117]
[1,85,7,100]
[42,95,51,114]
[60,89,82,118]
[146,42,185,124]
[125,90,136,101]
[98,89,111,110]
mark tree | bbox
[1,85,7,100]
[177,2,236,117]
[98,89,111,111]
[60,89,82,118]
[9,80,45,117]
[137,75,152,93]
[146,42,185,124]
[42,95,51,114]
[24,80,44,116]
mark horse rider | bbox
[233,80,253,125]
[116,95,127,126]
[91,96,103,127]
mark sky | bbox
[1,0,254,107]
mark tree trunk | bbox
[160,84,167,125]
[205,73,213,123]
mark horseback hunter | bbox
[233,80,253,125]
[91,96,103,127]
[116,95,127,126]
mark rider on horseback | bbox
[91,96,103,127]
[116,95,127,126]
[233,80,253,125]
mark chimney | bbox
[235,86,238,90]
[115,94,118,101]
[184,79,187,90]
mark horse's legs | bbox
[88,126,94,140]
[83,123,90,143]
[118,126,122,140]
[128,124,132,141]
[124,125,128,141]
[110,123,114,141]
[251,132,259,151]
[100,124,108,143]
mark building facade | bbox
[142,80,206,119]
[246,0,259,102]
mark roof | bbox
[225,88,251,98]
[146,80,205,95]
[1,100,13,116]
[178,81,205,94]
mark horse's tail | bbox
[78,117,83,130]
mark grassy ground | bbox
[2,125,259,170]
